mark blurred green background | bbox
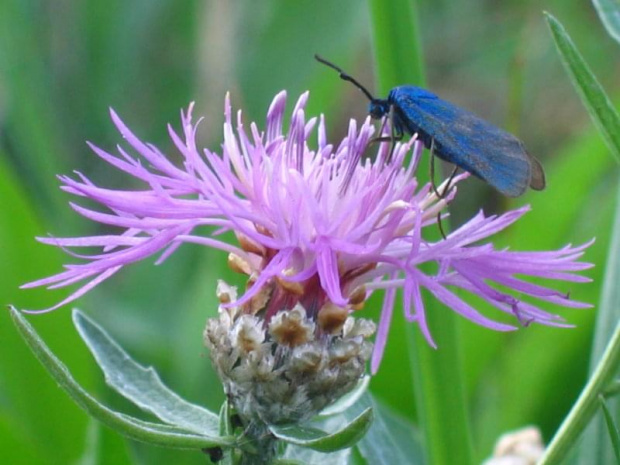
[0,0,617,463]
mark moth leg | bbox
[369,135,394,143]
[386,104,402,164]
[436,213,448,240]
[429,140,459,199]
[441,165,459,198]
[369,126,400,144]
[429,139,442,198]
[429,140,459,239]
[376,115,389,142]
[428,140,446,239]
[370,106,403,163]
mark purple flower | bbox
[23,91,593,373]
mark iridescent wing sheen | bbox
[389,86,545,197]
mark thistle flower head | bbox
[24,91,593,381]
[204,280,374,423]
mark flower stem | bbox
[238,422,277,465]
[368,1,474,464]
[408,315,474,465]
[539,321,620,464]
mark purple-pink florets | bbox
[23,91,593,372]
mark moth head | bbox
[368,100,389,120]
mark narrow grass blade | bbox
[579,178,620,463]
[539,322,620,464]
[545,12,620,162]
[368,0,425,92]
[599,396,620,464]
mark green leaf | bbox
[269,407,372,452]
[8,306,233,449]
[282,445,350,465]
[318,376,370,417]
[283,406,374,463]
[599,396,620,464]
[592,0,620,45]
[605,380,620,397]
[351,394,423,464]
[72,309,219,436]
[545,12,620,163]
[578,178,620,464]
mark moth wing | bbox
[528,154,546,191]
[392,90,543,197]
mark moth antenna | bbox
[314,54,376,102]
